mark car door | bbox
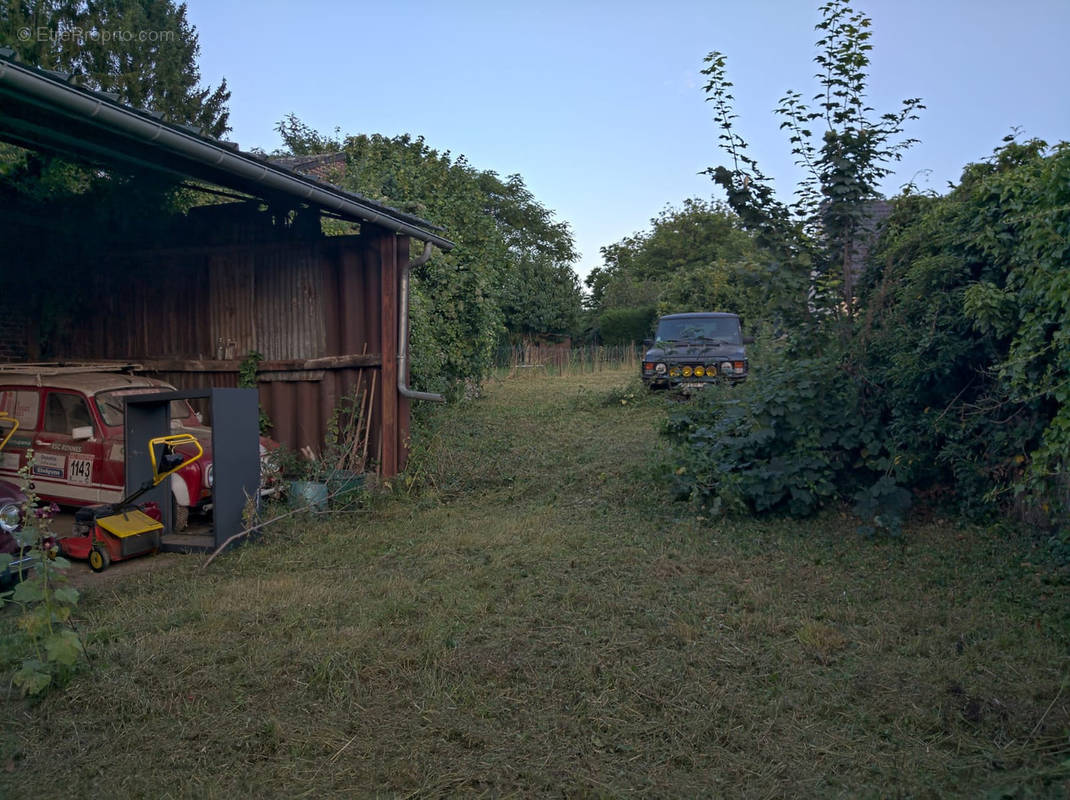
[32,390,116,507]
[0,386,41,482]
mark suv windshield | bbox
[95,389,194,427]
[655,317,740,344]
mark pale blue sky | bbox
[187,1,1070,281]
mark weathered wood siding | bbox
[43,229,407,473]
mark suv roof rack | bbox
[0,362,144,376]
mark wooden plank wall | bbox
[49,229,407,474]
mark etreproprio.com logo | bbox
[17,26,175,44]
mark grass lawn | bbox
[2,367,1068,798]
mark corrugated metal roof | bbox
[0,49,453,249]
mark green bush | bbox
[663,341,910,532]
[855,140,1067,525]
[598,306,657,345]
[666,140,1069,542]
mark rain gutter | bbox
[0,58,454,250]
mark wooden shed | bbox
[0,51,453,476]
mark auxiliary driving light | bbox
[694,366,705,377]
[682,366,693,377]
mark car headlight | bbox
[721,362,733,375]
[205,464,214,488]
[655,363,666,374]
[0,503,21,533]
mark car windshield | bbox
[655,317,741,344]
[95,389,194,427]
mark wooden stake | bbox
[363,369,377,468]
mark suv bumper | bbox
[643,375,747,389]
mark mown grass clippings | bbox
[1,367,1067,798]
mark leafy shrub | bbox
[1,453,84,695]
[856,139,1067,526]
[663,344,909,531]
[666,140,1068,540]
[598,306,657,345]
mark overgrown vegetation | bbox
[275,117,584,398]
[0,454,84,695]
[667,349,862,513]
[857,138,1070,529]
[665,0,1069,543]
[2,368,1066,797]
[585,198,806,340]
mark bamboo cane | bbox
[362,369,377,468]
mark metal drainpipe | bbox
[398,241,445,402]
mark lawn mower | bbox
[60,434,203,572]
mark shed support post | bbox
[396,235,412,471]
[379,233,399,476]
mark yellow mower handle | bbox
[149,433,204,486]
[0,412,18,453]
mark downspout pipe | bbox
[398,241,445,402]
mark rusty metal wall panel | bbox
[248,366,379,461]
[62,254,213,360]
[322,243,342,357]
[43,231,398,473]
[363,243,382,355]
[341,247,363,356]
[208,252,256,359]
[254,246,327,360]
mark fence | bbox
[493,343,642,377]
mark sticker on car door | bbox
[68,455,94,484]
[32,452,66,479]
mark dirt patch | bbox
[64,550,189,590]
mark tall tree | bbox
[701,0,922,317]
[585,199,803,329]
[1,0,230,136]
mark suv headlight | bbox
[0,502,21,533]
[655,363,666,374]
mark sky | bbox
[186,0,1070,282]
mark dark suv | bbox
[640,312,749,389]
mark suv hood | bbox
[645,341,747,361]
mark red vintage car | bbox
[0,369,213,529]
